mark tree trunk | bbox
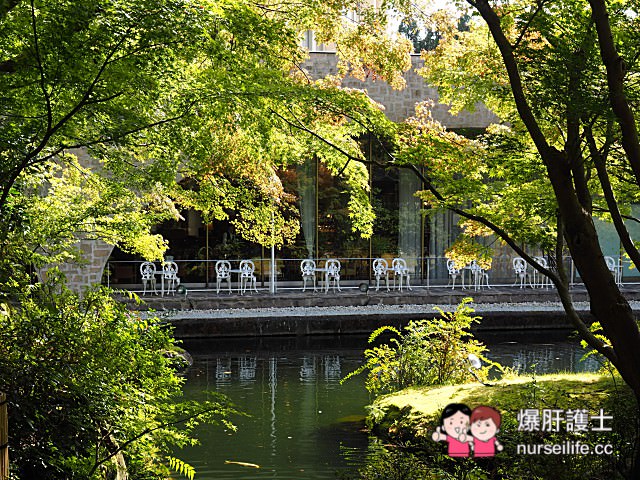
[0,393,8,480]
[546,150,640,400]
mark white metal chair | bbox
[140,261,157,295]
[300,259,317,292]
[605,256,623,286]
[161,261,180,296]
[215,260,232,294]
[391,258,412,291]
[239,259,258,294]
[446,259,463,289]
[372,258,390,292]
[533,256,551,288]
[469,260,490,290]
[325,259,341,293]
[512,257,532,288]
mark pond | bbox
[175,331,601,479]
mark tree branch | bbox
[588,0,640,189]
[512,0,547,50]
[270,106,559,283]
[0,0,21,22]
[0,27,133,212]
[587,127,640,269]
[469,0,552,159]
[87,406,228,477]
[31,0,52,134]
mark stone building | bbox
[64,52,500,291]
[95,51,498,292]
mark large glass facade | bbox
[105,151,463,286]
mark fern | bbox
[167,456,196,480]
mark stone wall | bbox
[58,239,114,291]
[305,53,499,126]
[46,149,115,292]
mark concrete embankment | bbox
[122,287,640,338]
[159,308,592,338]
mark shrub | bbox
[0,273,238,479]
[343,298,495,396]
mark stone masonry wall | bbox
[305,53,499,126]
[49,149,115,292]
[59,239,114,291]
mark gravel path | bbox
[158,300,640,320]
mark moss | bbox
[367,372,636,479]
[374,372,620,420]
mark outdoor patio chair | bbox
[325,258,341,293]
[161,261,180,296]
[239,259,258,294]
[372,258,390,292]
[215,260,232,294]
[533,256,551,288]
[140,261,157,295]
[300,259,317,292]
[605,256,623,286]
[512,257,532,288]
[469,260,490,290]
[447,259,463,289]
[391,258,412,291]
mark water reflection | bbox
[478,330,603,374]
[177,337,371,479]
[177,332,600,479]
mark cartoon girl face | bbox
[442,410,470,437]
[471,417,498,441]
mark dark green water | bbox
[176,332,600,479]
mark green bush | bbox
[343,298,496,396]
[0,273,238,479]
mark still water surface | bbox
[177,332,600,479]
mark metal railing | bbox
[104,255,640,293]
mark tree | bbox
[0,0,414,272]
[0,1,417,477]
[398,18,441,52]
[0,275,240,479]
[266,1,640,473]
[406,0,640,473]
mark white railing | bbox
[104,256,639,293]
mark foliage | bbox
[340,446,488,480]
[0,0,415,274]
[167,456,196,480]
[398,18,441,53]
[343,298,495,396]
[0,275,240,479]
[444,235,493,270]
[380,0,640,422]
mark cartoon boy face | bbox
[471,417,498,442]
[443,411,469,437]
